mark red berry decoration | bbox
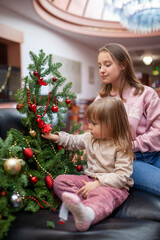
[30,176,38,184]
[34,70,39,77]
[1,191,6,196]
[52,105,58,113]
[16,103,24,111]
[45,175,54,190]
[36,118,44,128]
[23,148,33,159]
[76,165,82,172]
[29,103,37,112]
[66,99,71,104]
[52,76,57,82]
[36,118,42,124]
[57,145,62,150]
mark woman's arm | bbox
[133,95,160,152]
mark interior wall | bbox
[0,5,100,99]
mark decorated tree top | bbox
[16,49,76,133]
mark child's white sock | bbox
[59,203,69,223]
[62,192,95,231]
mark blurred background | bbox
[0,0,160,127]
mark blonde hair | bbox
[98,43,144,101]
[86,97,134,159]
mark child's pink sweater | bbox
[95,86,160,153]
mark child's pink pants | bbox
[54,174,129,224]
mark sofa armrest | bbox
[112,188,160,221]
[0,108,70,140]
[0,108,27,140]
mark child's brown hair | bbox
[86,97,134,159]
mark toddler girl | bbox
[41,97,134,231]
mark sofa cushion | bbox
[3,189,160,240]
[112,188,160,221]
[1,108,160,240]
[3,209,160,240]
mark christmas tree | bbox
[0,50,87,239]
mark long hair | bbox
[98,43,144,101]
[86,97,134,159]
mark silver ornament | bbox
[10,192,22,208]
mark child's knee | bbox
[53,175,67,197]
[54,175,65,189]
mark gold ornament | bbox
[29,129,36,137]
[3,158,22,175]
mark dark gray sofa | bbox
[1,108,160,240]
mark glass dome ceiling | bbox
[33,0,160,37]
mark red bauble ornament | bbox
[1,191,6,196]
[30,176,38,184]
[57,145,62,150]
[16,103,24,111]
[36,118,42,123]
[36,118,44,128]
[66,99,71,104]
[29,103,37,112]
[45,175,54,190]
[52,76,57,82]
[23,148,33,159]
[76,165,82,172]
[52,105,58,113]
[34,70,39,77]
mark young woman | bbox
[41,97,134,231]
[96,43,160,196]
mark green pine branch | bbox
[0,49,86,238]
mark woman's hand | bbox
[78,180,101,199]
[41,133,59,142]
